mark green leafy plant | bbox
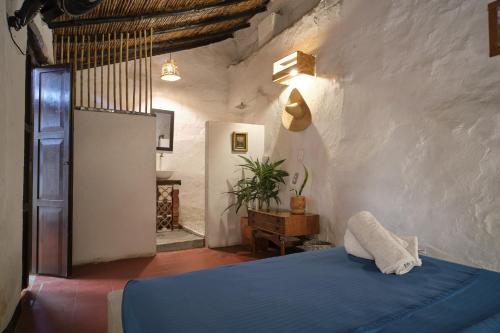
[225,156,289,213]
[224,174,255,214]
[290,164,309,196]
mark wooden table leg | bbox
[172,188,179,229]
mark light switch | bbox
[297,149,304,162]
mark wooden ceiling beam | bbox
[75,23,249,69]
[49,0,262,29]
[152,34,233,56]
[152,6,265,36]
[156,21,249,46]
[54,6,266,40]
[53,5,267,40]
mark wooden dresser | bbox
[248,209,320,256]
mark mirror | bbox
[154,109,174,151]
[489,1,500,57]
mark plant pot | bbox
[240,217,252,246]
[290,196,306,214]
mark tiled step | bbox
[156,230,205,252]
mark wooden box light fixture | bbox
[272,51,316,85]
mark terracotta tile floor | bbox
[16,246,274,333]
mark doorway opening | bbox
[23,26,73,287]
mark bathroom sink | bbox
[156,170,174,179]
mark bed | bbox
[115,247,500,332]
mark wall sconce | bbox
[272,51,316,85]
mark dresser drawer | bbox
[248,211,285,234]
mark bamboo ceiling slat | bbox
[52,0,268,67]
[54,0,262,36]
[53,0,251,22]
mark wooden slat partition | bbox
[80,35,85,107]
[73,35,77,108]
[113,31,117,110]
[60,34,64,64]
[66,35,70,63]
[107,33,111,110]
[126,32,129,112]
[55,28,156,114]
[133,31,137,112]
[94,35,97,108]
[150,28,153,112]
[101,34,104,109]
[144,30,148,113]
[87,36,91,107]
[139,30,142,113]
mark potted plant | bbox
[225,156,289,244]
[224,174,254,245]
[290,164,309,214]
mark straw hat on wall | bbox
[282,88,312,132]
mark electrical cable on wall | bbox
[8,26,26,55]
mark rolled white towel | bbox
[344,229,373,260]
[347,211,421,275]
[345,229,422,267]
[402,235,422,267]
[345,229,410,260]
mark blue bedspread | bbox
[122,247,500,332]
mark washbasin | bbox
[156,170,174,179]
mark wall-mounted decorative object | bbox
[232,132,248,152]
[282,88,311,131]
[489,0,500,57]
[161,53,181,81]
[272,51,316,85]
[154,109,175,151]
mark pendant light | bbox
[161,53,181,81]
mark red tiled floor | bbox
[16,246,275,333]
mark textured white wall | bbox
[228,0,500,271]
[79,42,243,236]
[0,2,26,329]
[152,45,244,235]
[0,1,52,329]
[205,122,265,247]
[73,111,156,265]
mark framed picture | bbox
[232,132,248,152]
[489,0,500,57]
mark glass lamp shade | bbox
[161,59,181,81]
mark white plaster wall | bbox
[0,2,26,328]
[231,0,321,61]
[229,0,500,271]
[0,2,52,329]
[78,41,242,236]
[205,122,264,248]
[153,45,245,235]
[73,111,156,265]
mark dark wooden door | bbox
[32,65,72,277]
